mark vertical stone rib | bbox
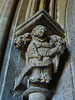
[0,0,7,16]
[57,0,67,28]
[25,0,39,20]
[30,0,39,16]
[55,0,57,21]
[49,0,55,18]
[39,0,47,10]
[25,0,33,20]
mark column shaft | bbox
[29,93,46,100]
[49,0,55,18]
[25,0,33,20]
[39,0,47,10]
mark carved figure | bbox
[14,25,66,90]
[27,25,52,83]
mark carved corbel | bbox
[14,10,66,100]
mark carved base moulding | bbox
[14,10,66,100]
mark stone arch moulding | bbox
[14,10,66,100]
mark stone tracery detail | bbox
[14,25,66,100]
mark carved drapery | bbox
[14,10,66,100]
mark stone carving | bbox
[14,25,66,99]
[14,33,31,50]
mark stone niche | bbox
[13,10,66,100]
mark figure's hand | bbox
[14,33,32,50]
[14,35,26,50]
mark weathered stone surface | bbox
[14,15,66,100]
[66,0,75,99]
[14,25,65,83]
[49,0,55,19]
[39,0,47,10]
[66,25,75,91]
[0,0,19,70]
[0,0,75,100]
[17,0,29,25]
[29,93,46,100]
[57,0,67,28]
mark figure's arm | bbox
[48,35,66,58]
[14,33,32,51]
[48,35,66,72]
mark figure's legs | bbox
[40,66,52,83]
[28,67,41,82]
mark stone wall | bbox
[0,0,75,100]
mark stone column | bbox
[23,82,50,100]
[29,93,46,100]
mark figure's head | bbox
[31,25,48,39]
